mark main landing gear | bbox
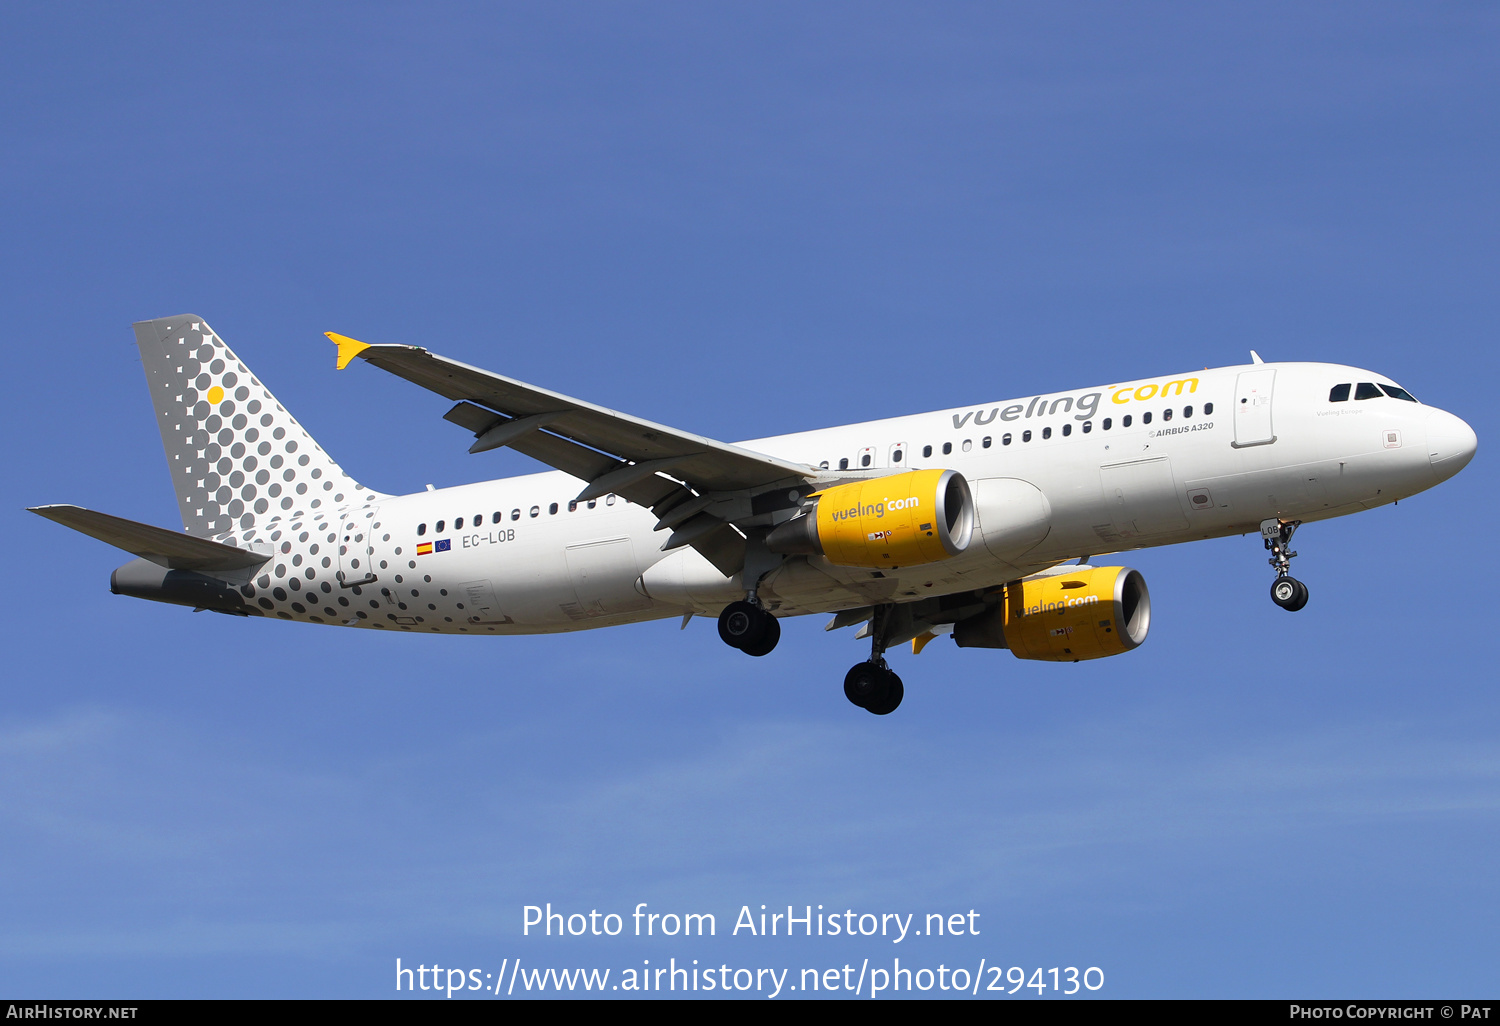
[717,600,780,657]
[844,662,904,716]
[843,604,904,716]
[715,579,904,715]
[1261,518,1309,612]
[717,537,783,657]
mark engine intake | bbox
[766,469,974,569]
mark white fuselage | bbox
[241,361,1473,635]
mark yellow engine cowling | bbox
[765,468,974,569]
[953,565,1150,661]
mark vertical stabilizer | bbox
[133,315,378,538]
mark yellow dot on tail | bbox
[207,385,224,404]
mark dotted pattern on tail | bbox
[132,314,380,541]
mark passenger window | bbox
[454,516,464,529]
[417,523,427,536]
[1329,384,1351,403]
[860,453,872,467]
[492,511,502,524]
[1183,406,1193,418]
[1355,382,1383,400]
[1022,430,1032,442]
[1122,415,1132,428]
[588,499,597,509]
[1002,433,1012,445]
[1381,384,1418,402]
[922,445,932,458]
[473,513,481,526]
[1062,423,1072,436]
[529,506,539,518]
[568,501,578,512]
[1102,418,1112,430]
[511,509,520,521]
[1204,402,1214,415]
[1142,412,1152,425]
[1082,421,1092,433]
[942,442,952,455]
[549,503,559,514]
[982,436,991,448]
[436,520,445,533]
[891,448,903,463]
[839,458,849,470]
[1162,409,1172,421]
[819,460,829,469]
[606,494,616,505]
[1042,427,1051,439]
[962,439,972,451]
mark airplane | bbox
[31,315,1477,715]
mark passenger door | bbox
[1232,369,1277,448]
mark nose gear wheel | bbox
[1271,575,1309,611]
[1261,518,1309,612]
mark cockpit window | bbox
[1380,384,1418,403]
[1329,383,1351,402]
[1354,382,1383,400]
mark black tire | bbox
[718,600,767,650]
[1270,576,1303,610]
[843,662,885,709]
[865,671,904,716]
[741,614,780,657]
[1286,578,1309,612]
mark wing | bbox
[328,333,822,576]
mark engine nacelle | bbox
[766,469,974,569]
[953,565,1150,661]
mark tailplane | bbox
[28,504,270,572]
[133,315,379,538]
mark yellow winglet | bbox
[326,332,371,370]
[912,629,938,655]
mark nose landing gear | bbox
[1262,518,1309,611]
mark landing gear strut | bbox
[717,600,780,656]
[843,604,904,715]
[1261,518,1309,612]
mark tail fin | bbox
[133,315,378,539]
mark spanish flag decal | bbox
[417,542,433,556]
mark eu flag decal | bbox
[435,539,452,552]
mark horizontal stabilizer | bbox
[28,505,271,572]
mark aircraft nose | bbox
[1427,408,1477,480]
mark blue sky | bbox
[2,2,1496,998]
